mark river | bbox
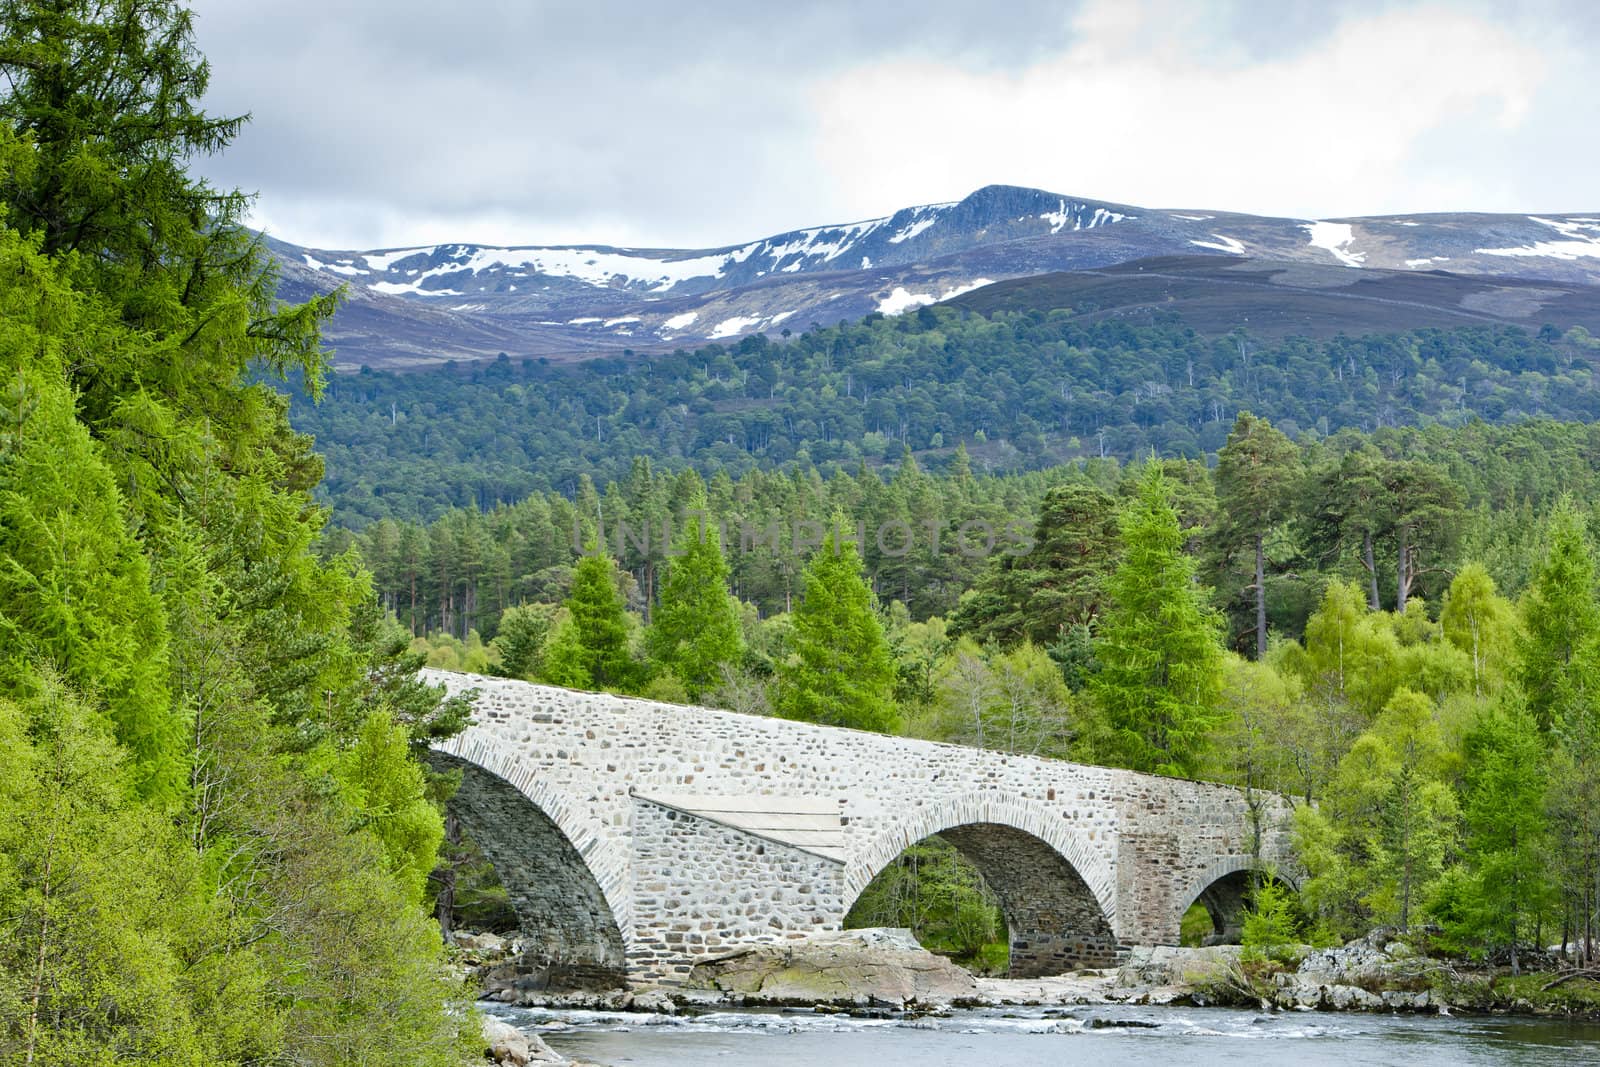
[487,1002,1600,1066]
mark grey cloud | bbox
[189,0,1084,247]
[186,1,1600,249]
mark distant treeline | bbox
[324,418,1600,654]
[288,310,1600,527]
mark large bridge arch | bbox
[843,792,1121,975]
[430,745,631,984]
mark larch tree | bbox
[1517,497,1600,731]
[1451,697,1551,972]
[1091,461,1225,778]
[648,495,744,699]
[775,523,899,733]
[559,549,640,692]
[1440,563,1518,697]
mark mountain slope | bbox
[269,185,1600,370]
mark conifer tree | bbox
[1212,412,1300,658]
[1091,461,1224,777]
[1440,563,1517,696]
[776,523,899,732]
[560,550,640,691]
[1450,698,1551,972]
[1517,497,1600,730]
[648,499,743,699]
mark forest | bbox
[287,306,1600,528]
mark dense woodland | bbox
[0,4,473,1064]
[289,309,1600,528]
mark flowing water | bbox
[487,1002,1600,1066]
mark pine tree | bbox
[776,523,899,732]
[951,482,1119,651]
[1091,462,1224,777]
[647,501,743,699]
[1212,412,1300,659]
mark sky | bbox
[188,0,1600,252]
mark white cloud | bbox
[809,1,1556,223]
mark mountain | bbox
[268,185,1600,371]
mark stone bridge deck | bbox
[425,671,1298,985]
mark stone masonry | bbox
[426,671,1298,985]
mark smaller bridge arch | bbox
[843,792,1121,975]
[1175,855,1297,945]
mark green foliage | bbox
[491,603,558,680]
[1435,698,1551,969]
[1241,879,1307,964]
[1440,564,1517,696]
[775,526,899,732]
[951,481,1119,650]
[287,306,1600,530]
[559,551,643,692]
[0,4,472,1062]
[0,239,182,802]
[1516,497,1600,730]
[910,638,1090,759]
[1212,412,1301,658]
[648,504,744,698]
[335,709,446,906]
[843,837,1008,972]
[1091,462,1224,776]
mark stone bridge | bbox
[424,671,1299,986]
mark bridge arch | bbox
[843,792,1120,976]
[1175,855,1296,945]
[430,740,631,984]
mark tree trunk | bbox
[1396,529,1409,613]
[435,811,459,939]
[1362,529,1380,611]
[1254,532,1268,660]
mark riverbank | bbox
[455,926,1600,1053]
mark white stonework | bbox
[426,671,1298,985]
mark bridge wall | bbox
[427,671,1298,984]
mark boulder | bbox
[456,931,509,954]
[1116,945,1248,989]
[685,928,979,1008]
[481,1016,562,1064]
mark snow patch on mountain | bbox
[369,279,460,296]
[1191,234,1246,254]
[888,208,944,244]
[662,311,699,331]
[303,253,367,276]
[877,278,994,315]
[363,247,435,271]
[1039,199,1130,235]
[709,315,765,339]
[1302,222,1366,267]
[1476,216,1600,261]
